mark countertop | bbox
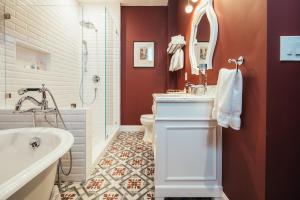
[153,85,216,103]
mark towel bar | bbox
[167,43,185,54]
[228,56,244,72]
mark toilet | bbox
[140,114,154,143]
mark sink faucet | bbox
[185,82,195,94]
[15,84,49,112]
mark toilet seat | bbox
[141,114,154,125]
[141,114,153,120]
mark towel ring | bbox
[228,56,244,72]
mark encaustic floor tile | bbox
[60,131,155,200]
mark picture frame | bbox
[133,42,155,67]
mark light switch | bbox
[280,36,300,61]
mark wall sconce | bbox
[185,0,193,13]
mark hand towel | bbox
[169,49,179,71]
[169,49,184,71]
[175,48,184,71]
[171,35,185,44]
[167,35,186,53]
[212,68,243,130]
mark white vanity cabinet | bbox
[153,93,223,199]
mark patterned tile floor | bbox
[60,131,155,200]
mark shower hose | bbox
[36,88,73,191]
[79,77,98,105]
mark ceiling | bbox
[77,0,168,6]
[120,0,168,6]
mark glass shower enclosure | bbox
[0,0,120,164]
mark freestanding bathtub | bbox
[0,128,74,200]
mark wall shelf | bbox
[16,41,51,71]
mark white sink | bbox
[157,93,189,97]
[153,85,216,102]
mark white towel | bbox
[171,35,185,44]
[176,49,184,70]
[169,49,184,71]
[167,35,186,53]
[169,49,179,71]
[212,68,243,130]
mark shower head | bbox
[80,21,96,31]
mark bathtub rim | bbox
[0,127,74,200]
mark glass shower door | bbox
[80,4,107,162]
[0,2,5,108]
[105,7,119,139]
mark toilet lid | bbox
[141,114,153,119]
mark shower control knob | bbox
[93,75,100,83]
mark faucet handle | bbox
[185,82,195,94]
[185,82,194,87]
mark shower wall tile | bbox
[1,0,81,108]
[1,1,120,124]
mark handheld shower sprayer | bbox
[18,88,42,95]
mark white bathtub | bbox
[0,128,74,200]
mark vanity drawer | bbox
[155,101,214,120]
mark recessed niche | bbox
[16,41,50,71]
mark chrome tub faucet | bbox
[15,84,49,113]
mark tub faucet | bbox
[15,84,49,112]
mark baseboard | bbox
[155,185,223,198]
[222,192,230,200]
[120,125,144,132]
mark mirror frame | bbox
[189,0,218,75]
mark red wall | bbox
[166,0,179,89]
[214,1,267,200]
[121,6,168,125]
[266,0,300,199]
[120,1,300,199]
[170,0,267,199]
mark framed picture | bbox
[133,42,155,67]
[195,42,209,65]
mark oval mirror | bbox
[189,0,218,75]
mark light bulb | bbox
[191,0,198,2]
[185,4,193,13]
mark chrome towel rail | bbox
[228,56,244,72]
